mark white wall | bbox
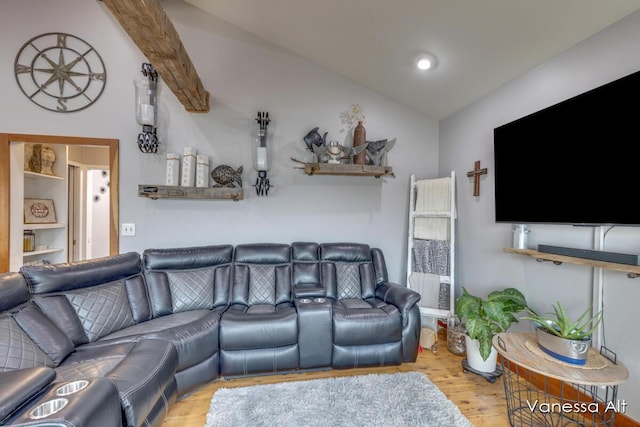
[0,0,438,284]
[440,10,640,422]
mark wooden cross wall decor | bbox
[467,160,488,197]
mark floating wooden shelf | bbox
[138,185,243,201]
[504,247,640,278]
[298,162,394,178]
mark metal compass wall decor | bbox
[14,32,107,112]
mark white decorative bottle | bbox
[181,147,197,187]
[166,153,180,186]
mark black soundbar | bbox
[538,244,640,265]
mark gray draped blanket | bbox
[411,239,451,310]
[412,239,450,276]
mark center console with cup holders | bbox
[295,296,333,369]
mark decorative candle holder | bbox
[196,154,210,188]
[166,153,180,186]
[253,111,273,196]
[181,147,196,187]
[134,63,159,153]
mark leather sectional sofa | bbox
[0,242,421,427]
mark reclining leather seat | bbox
[20,253,178,427]
[138,245,233,394]
[220,244,298,376]
[320,243,421,368]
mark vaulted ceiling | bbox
[102,0,210,112]
[105,0,640,120]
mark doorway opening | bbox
[0,133,119,273]
[67,145,111,262]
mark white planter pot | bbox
[465,335,498,373]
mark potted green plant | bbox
[456,287,528,372]
[521,301,602,365]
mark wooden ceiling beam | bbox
[101,0,210,112]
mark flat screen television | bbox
[493,69,640,226]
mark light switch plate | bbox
[121,223,136,236]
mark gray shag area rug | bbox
[205,371,473,427]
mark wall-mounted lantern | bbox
[253,111,272,196]
[134,63,159,153]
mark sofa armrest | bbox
[0,367,56,422]
[3,377,122,427]
[375,282,421,326]
[293,286,326,299]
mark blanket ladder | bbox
[406,172,456,319]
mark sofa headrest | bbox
[292,242,319,261]
[143,245,233,270]
[234,244,290,264]
[21,252,142,294]
[320,243,371,262]
[0,272,30,312]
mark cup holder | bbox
[299,298,312,304]
[313,298,326,303]
[29,398,69,420]
[56,380,90,396]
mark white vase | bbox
[465,335,498,373]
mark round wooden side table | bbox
[493,332,628,427]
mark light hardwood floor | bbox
[161,331,511,427]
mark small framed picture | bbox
[24,199,57,224]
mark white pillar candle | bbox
[139,103,155,126]
[255,146,268,170]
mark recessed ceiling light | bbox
[416,53,437,71]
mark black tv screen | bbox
[494,69,640,226]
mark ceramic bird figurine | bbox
[303,127,328,162]
[365,139,387,166]
[312,143,328,163]
[366,138,396,166]
[341,143,368,164]
[303,127,327,150]
[382,138,396,166]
